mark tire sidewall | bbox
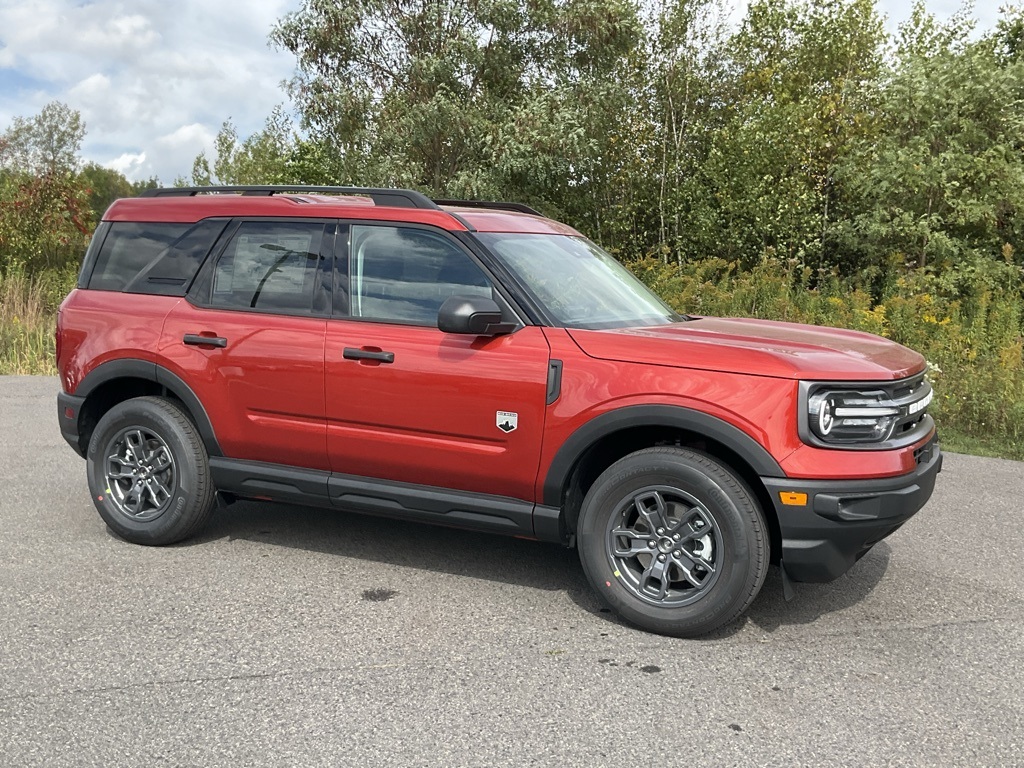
[578,451,761,636]
[86,399,200,544]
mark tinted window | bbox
[123,219,228,295]
[350,225,492,325]
[88,222,190,291]
[211,221,327,313]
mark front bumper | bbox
[761,437,942,582]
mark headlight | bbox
[801,375,934,448]
[808,389,900,443]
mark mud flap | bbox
[780,562,795,601]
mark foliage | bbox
[79,162,158,221]
[1,104,149,273]
[0,101,85,175]
[701,0,886,270]
[833,3,1024,272]
[0,264,76,375]
[191,106,298,185]
[0,170,93,273]
[266,0,644,212]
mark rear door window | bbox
[206,220,332,315]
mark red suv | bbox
[56,186,941,636]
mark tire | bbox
[577,447,767,637]
[86,396,216,545]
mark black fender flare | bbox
[542,404,785,507]
[75,359,223,456]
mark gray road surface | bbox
[1,376,1021,767]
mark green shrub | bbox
[0,266,77,375]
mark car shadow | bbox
[745,543,892,633]
[192,498,589,594]
[688,542,893,639]
[563,541,892,640]
[190,499,891,638]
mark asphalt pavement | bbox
[1,375,1021,767]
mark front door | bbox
[325,223,550,501]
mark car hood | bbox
[567,317,925,381]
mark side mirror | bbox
[438,295,516,336]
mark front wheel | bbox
[577,447,768,637]
[86,396,215,545]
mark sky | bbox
[0,0,1007,185]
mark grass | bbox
[939,428,1024,462]
[0,267,75,375]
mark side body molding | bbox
[542,404,786,507]
[74,359,223,457]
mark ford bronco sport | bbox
[56,186,941,637]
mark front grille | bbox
[888,374,933,439]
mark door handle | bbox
[183,333,228,348]
[343,347,395,364]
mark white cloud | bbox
[0,0,299,183]
[68,73,112,102]
[106,151,146,176]
[156,123,216,150]
[877,0,999,36]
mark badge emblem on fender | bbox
[496,411,518,433]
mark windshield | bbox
[478,233,680,329]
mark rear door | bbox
[160,218,334,471]
[324,223,550,501]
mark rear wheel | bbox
[577,447,767,637]
[86,396,215,545]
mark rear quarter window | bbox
[87,220,226,295]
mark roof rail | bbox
[140,186,440,210]
[433,199,542,216]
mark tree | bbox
[78,162,158,221]
[689,0,886,269]
[630,0,733,261]
[197,0,1024,282]
[263,0,644,212]
[191,106,298,185]
[0,101,85,175]
[0,171,91,272]
[836,3,1024,271]
[0,103,91,272]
